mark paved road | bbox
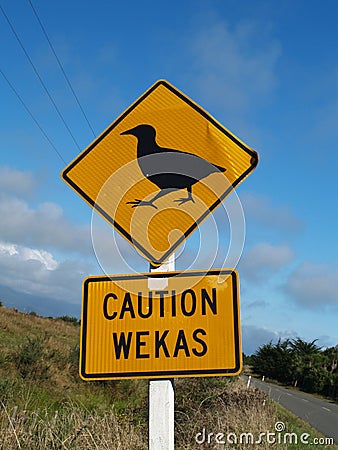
[246,376,338,444]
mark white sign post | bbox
[148,253,175,450]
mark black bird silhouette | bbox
[120,124,226,209]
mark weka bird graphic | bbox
[120,124,226,209]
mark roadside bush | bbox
[57,315,79,325]
[14,335,52,380]
[251,338,337,399]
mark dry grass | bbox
[0,378,284,450]
[174,378,337,449]
[1,378,337,449]
[0,402,146,450]
[0,308,78,346]
[174,377,278,449]
[0,307,82,402]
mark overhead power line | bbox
[0,3,81,151]
[27,0,96,138]
[0,67,66,164]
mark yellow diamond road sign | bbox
[80,269,241,380]
[61,80,258,265]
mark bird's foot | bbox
[174,196,195,206]
[126,199,158,209]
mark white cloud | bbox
[0,166,35,196]
[91,217,146,274]
[0,165,95,256]
[285,260,338,309]
[246,299,268,309]
[0,166,97,306]
[189,15,281,114]
[242,325,296,355]
[241,192,303,233]
[242,324,337,355]
[0,242,58,270]
[309,66,338,144]
[0,193,92,255]
[240,242,294,281]
[0,241,91,303]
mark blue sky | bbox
[0,0,337,355]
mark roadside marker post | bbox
[148,254,175,450]
[149,379,174,450]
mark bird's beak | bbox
[120,128,134,136]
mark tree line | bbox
[246,338,338,399]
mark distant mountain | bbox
[0,284,80,318]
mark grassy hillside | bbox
[0,307,148,412]
[0,306,337,449]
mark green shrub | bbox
[14,335,51,380]
[57,315,79,325]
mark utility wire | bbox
[27,0,96,138]
[0,67,66,164]
[0,3,81,151]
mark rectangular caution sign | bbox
[80,269,242,380]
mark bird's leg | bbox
[126,198,158,209]
[174,186,195,206]
[126,188,177,209]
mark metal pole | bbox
[148,253,175,450]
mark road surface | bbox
[247,376,338,444]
